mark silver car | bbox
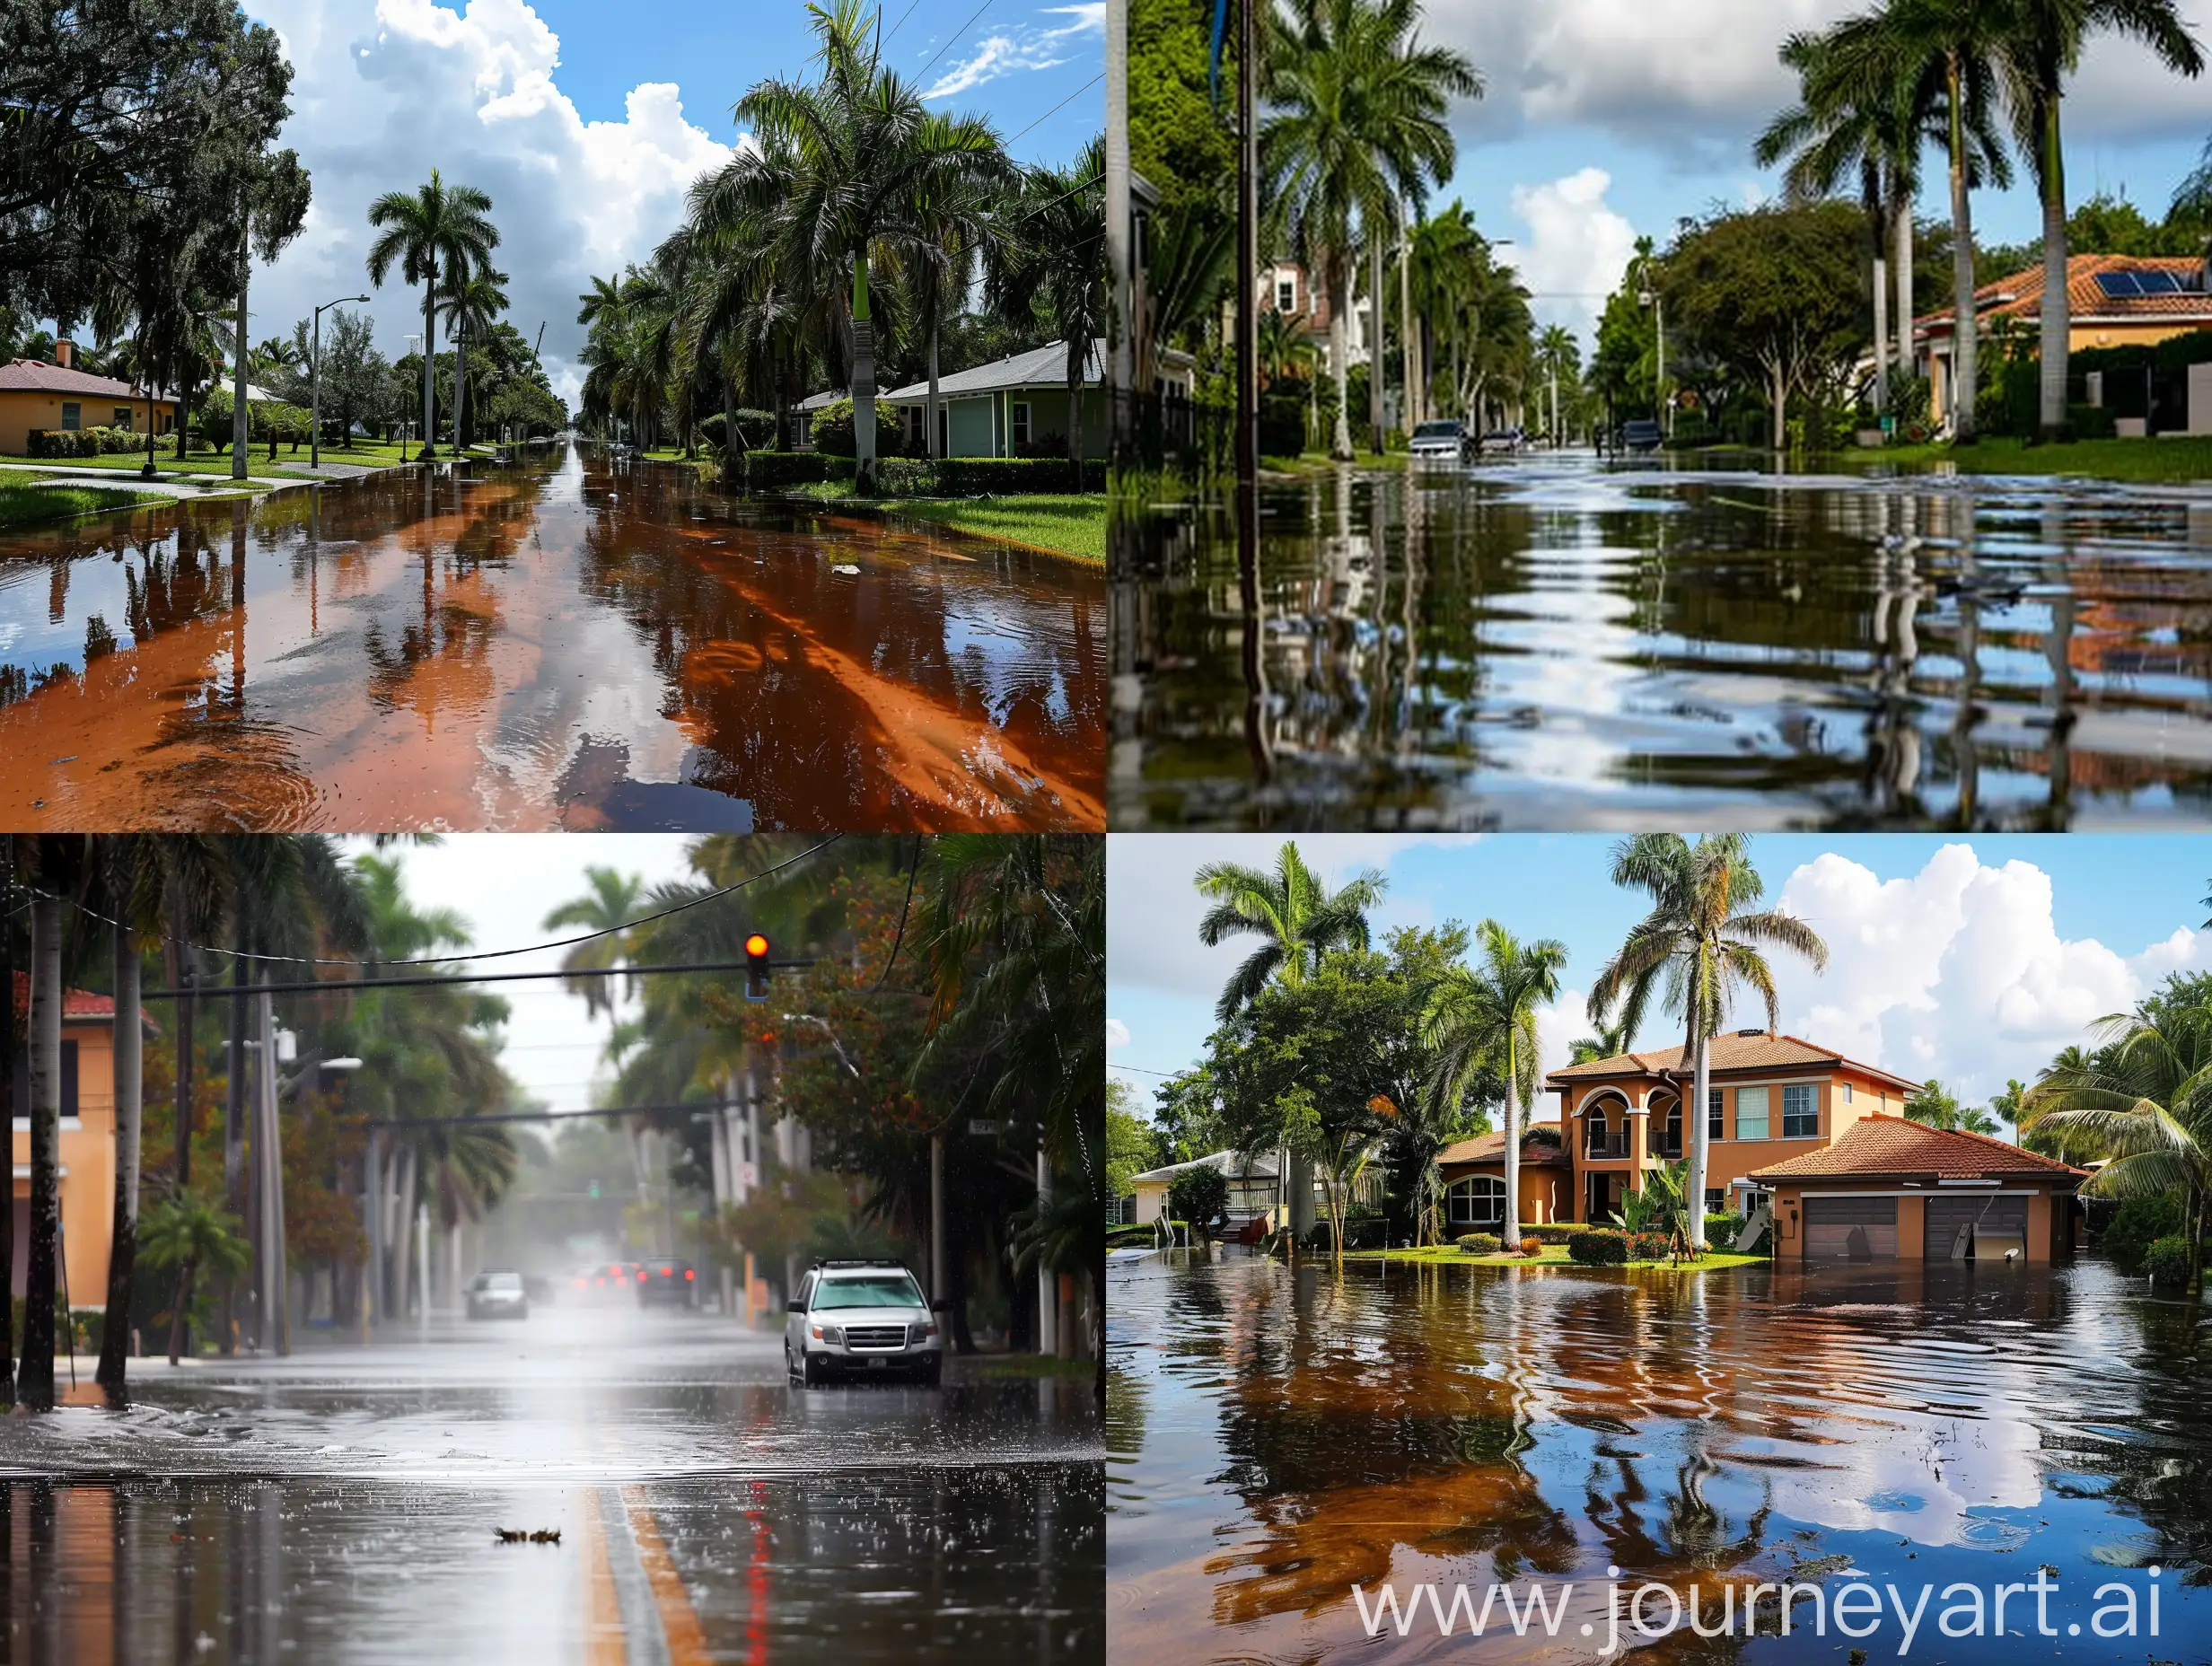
[466,1268,529,1321]
[1407,419,1470,464]
[785,1260,942,1387]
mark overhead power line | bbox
[914,0,996,83]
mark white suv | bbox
[785,1261,942,1387]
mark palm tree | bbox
[1263,0,1480,460]
[1425,921,1567,1251]
[1532,323,1580,443]
[987,139,1107,480]
[366,170,500,460]
[138,1188,250,1367]
[437,265,511,452]
[1587,835,1830,1251]
[2173,137,2212,254]
[2024,992,2212,1291]
[2006,0,2200,437]
[16,834,84,1407]
[1193,842,1386,1021]
[1568,1014,1631,1065]
[731,0,1004,494]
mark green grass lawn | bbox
[0,479,173,529]
[1835,433,2212,484]
[780,483,1104,562]
[0,440,468,480]
[1263,448,1409,475]
[1341,1242,1767,1270]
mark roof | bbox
[1748,1115,2085,1183]
[10,969,154,1028]
[0,358,174,402]
[881,338,1104,401]
[1549,1030,1922,1095]
[796,387,877,413]
[1918,253,2212,334]
[1438,1122,1569,1169]
[1129,1149,1280,1185]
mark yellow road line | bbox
[620,1484,714,1666]
[579,1486,628,1666]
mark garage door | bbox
[1804,1196,1898,1262]
[1925,1195,2028,1261]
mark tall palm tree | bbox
[1425,921,1567,1251]
[366,170,500,460]
[1194,842,1386,1021]
[1568,1014,1631,1065]
[2006,0,2200,437]
[16,834,85,1407]
[1587,835,1830,1250]
[138,1188,250,1367]
[1532,323,1580,442]
[437,265,511,452]
[987,139,1107,479]
[1262,0,1479,460]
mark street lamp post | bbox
[1634,254,1668,439]
[311,294,370,470]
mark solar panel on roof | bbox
[2096,271,2144,298]
[2137,271,2183,295]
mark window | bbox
[1277,276,1297,311]
[60,401,81,431]
[1708,1087,1725,1140]
[1736,1085,1769,1141]
[938,404,949,457]
[113,408,133,430]
[1704,1189,1727,1215]
[1782,1083,1818,1137]
[1446,1176,1505,1227]
[1011,401,1031,448]
[1839,1081,1853,1103]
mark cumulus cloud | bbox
[1106,1017,1131,1049]
[1507,168,1639,343]
[250,0,735,405]
[923,4,1102,101]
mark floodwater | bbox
[0,446,1104,830]
[0,1307,1101,1663]
[1108,1246,2212,1664]
[1110,455,2212,829]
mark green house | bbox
[881,338,1104,460]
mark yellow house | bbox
[11,971,141,1311]
[0,344,180,456]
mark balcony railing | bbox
[1584,1132,1629,1159]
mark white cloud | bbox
[1770,845,2212,1107]
[922,4,1102,101]
[1507,167,1639,345]
[1106,1017,1131,1049]
[250,0,735,406]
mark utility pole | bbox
[1234,0,1259,506]
[1105,0,1133,471]
[1036,1147,1056,1355]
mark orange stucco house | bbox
[1436,1122,1571,1231]
[0,343,180,456]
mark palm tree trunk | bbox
[22,887,63,1407]
[167,1261,195,1366]
[231,233,251,482]
[421,277,437,460]
[1688,1027,1711,1253]
[1946,50,1979,443]
[455,311,467,453]
[1502,1070,1523,1251]
[852,250,877,495]
[1328,262,1354,461]
[1869,166,1891,417]
[0,836,13,1404]
[1368,230,1386,455]
[2037,98,2069,440]
[926,300,943,462]
[722,370,738,484]
[1066,337,1086,491]
[98,921,142,1389]
[1894,197,1916,391]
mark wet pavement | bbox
[1110,455,2212,829]
[0,1307,1102,1664]
[1107,1245,2212,1664]
[0,445,1104,830]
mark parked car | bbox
[1620,418,1663,453]
[636,1258,698,1309]
[1406,419,1470,464]
[1479,426,1526,454]
[466,1268,529,1321]
[785,1259,942,1387]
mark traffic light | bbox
[745,933,769,1000]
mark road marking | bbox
[620,1484,713,1666]
[578,1486,629,1666]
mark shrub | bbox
[744,452,855,490]
[1704,1213,1742,1250]
[935,455,1103,494]
[1166,1165,1229,1233]
[2145,1233,2193,1289]
[808,396,903,459]
[1568,1229,1630,1266]
[700,409,778,452]
[1629,1232,1671,1262]
[2100,1193,2184,1270]
[1519,1239,1545,1258]
[1523,1223,1588,1245]
[2067,403,2117,441]
[1455,1232,1502,1256]
[873,458,942,496]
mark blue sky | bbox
[1109,834,2212,1122]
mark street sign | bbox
[968,1119,999,1136]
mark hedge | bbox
[1704,1213,1742,1250]
[1455,1232,1502,1256]
[935,456,1104,494]
[2146,1233,2193,1288]
[27,425,144,458]
[1568,1229,1630,1266]
[1523,1223,1591,1245]
[1629,1232,1671,1262]
[745,452,856,489]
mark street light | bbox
[1632,251,1669,440]
[311,294,371,470]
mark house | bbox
[1128,1150,1280,1229]
[11,971,151,1311]
[1436,1121,1571,1230]
[0,342,180,456]
[878,338,1106,460]
[1547,1030,1923,1221]
[1750,1118,2085,1266]
[1914,253,2212,434]
[787,385,877,452]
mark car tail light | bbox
[593,1276,605,1286]
[660,1265,673,1276]
[683,1268,694,1281]
[639,1268,651,1279]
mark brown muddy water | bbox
[0,446,1104,830]
[1107,1245,2212,1663]
[1110,457,2212,830]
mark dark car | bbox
[636,1258,698,1308]
[1620,418,1663,452]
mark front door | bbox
[1585,1172,1620,1223]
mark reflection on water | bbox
[1108,1247,2212,1663]
[1110,457,2212,829]
[0,446,1103,830]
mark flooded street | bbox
[1107,1246,2212,1663]
[0,447,1104,830]
[0,1308,1101,1663]
[1110,457,2212,829]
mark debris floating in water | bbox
[494,1528,563,1545]
[832,564,860,575]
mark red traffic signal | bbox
[745,933,769,1000]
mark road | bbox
[0,1303,1102,1664]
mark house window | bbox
[1708,1087,1725,1141]
[1839,1081,1853,1102]
[1446,1175,1505,1228]
[1736,1086,1769,1141]
[1704,1189,1726,1214]
[1011,401,1031,448]
[1782,1083,1818,1137]
[111,408,132,430]
[1277,276,1296,312]
[938,404,949,457]
[60,402,81,431]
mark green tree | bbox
[986,138,1107,477]
[1165,1163,1230,1234]
[1107,1079,1161,1206]
[1194,841,1386,1020]
[1588,835,1830,1250]
[437,264,511,451]
[138,1188,250,1367]
[366,169,500,460]
[1904,1078,1998,1133]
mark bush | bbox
[873,457,943,496]
[1455,1232,1502,1256]
[1166,1165,1229,1233]
[1704,1213,1743,1250]
[808,396,903,460]
[1523,1223,1588,1245]
[700,409,778,452]
[1259,393,1307,458]
[2067,402,2117,441]
[935,455,1103,494]
[1629,1232,1672,1262]
[26,425,141,459]
[1520,1239,1546,1257]
[2100,1194,2184,1269]
[744,451,855,490]
[2145,1233,2193,1289]
[1568,1229,1631,1266]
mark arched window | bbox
[1654,1096,1681,1159]
[1446,1175,1506,1227]
[1584,1099,1627,1157]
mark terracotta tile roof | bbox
[0,358,173,401]
[1549,1031,1920,1093]
[1918,253,2212,333]
[1438,1122,1569,1168]
[1748,1114,2083,1182]
[10,969,154,1027]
